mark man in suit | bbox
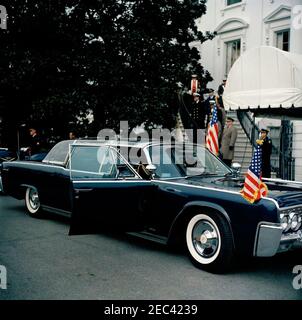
[218,79,226,96]
[258,128,272,178]
[191,92,209,130]
[28,127,48,161]
[220,117,238,167]
[217,79,226,109]
[189,93,209,144]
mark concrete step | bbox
[235,147,253,159]
[234,147,253,154]
[236,136,251,141]
[236,142,252,148]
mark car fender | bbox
[167,201,235,248]
[18,184,38,198]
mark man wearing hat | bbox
[191,92,209,130]
[220,117,238,167]
[203,89,215,127]
[188,92,208,144]
[258,128,272,178]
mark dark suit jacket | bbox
[218,84,225,96]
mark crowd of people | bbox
[189,79,236,164]
[21,127,77,161]
[189,79,272,177]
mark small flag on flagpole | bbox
[240,141,268,204]
[206,104,219,156]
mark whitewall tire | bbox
[25,187,43,218]
[186,212,234,273]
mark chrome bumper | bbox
[254,222,302,257]
[278,230,302,252]
[254,223,283,257]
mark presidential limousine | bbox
[1,139,301,273]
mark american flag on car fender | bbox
[240,143,268,204]
[206,104,219,156]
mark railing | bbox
[237,110,260,147]
[280,156,295,181]
[279,120,295,181]
[237,111,296,180]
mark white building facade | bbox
[196,0,302,181]
[196,0,302,90]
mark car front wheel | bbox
[186,213,234,273]
[25,187,44,218]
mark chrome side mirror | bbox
[231,162,241,173]
[146,164,157,171]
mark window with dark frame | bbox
[225,39,241,76]
[276,30,290,52]
[227,0,242,6]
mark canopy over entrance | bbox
[223,46,302,118]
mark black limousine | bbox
[1,139,302,273]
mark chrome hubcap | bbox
[192,221,219,258]
[29,189,39,210]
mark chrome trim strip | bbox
[0,176,3,192]
[263,178,302,186]
[73,180,151,184]
[279,204,302,211]
[153,179,242,196]
[262,196,281,210]
[44,160,65,166]
[127,231,168,245]
[41,205,71,218]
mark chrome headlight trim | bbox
[290,213,302,232]
[281,214,290,232]
[280,206,302,233]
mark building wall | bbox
[197,0,302,181]
[293,121,302,181]
[197,0,302,90]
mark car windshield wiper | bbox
[188,172,220,177]
[224,171,234,177]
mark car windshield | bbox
[43,140,72,165]
[147,144,231,179]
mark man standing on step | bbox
[190,92,210,144]
[220,117,238,167]
[258,128,272,178]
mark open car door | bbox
[69,143,154,235]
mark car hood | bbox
[167,175,302,208]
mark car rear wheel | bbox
[25,187,44,218]
[186,213,234,273]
